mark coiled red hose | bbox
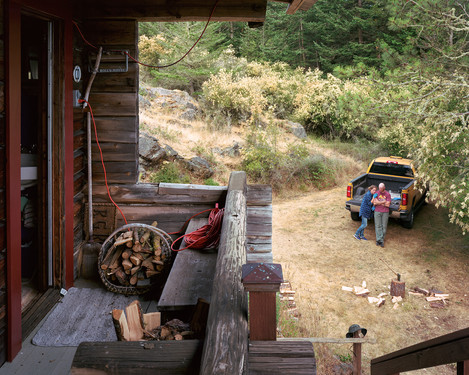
[171,204,224,252]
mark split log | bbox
[121,249,132,260]
[125,301,144,341]
[143,312,161,331]
[101,247,124,270]
[140,221,158,244]
[130,274,138,285]
[130,266,140,275]
[413,287,430,296]
[141,258,155,270]
[122,259,133,271]
[115,268,129,286]
[130,255,142,266]
[112,309,130,341]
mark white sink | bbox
[21,154,37,186]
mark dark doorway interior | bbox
[20,14,49,313]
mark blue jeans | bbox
[355,217,368,238]
[374,211,389,243]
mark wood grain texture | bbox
[371,327,469,374]
[248,341,316,374]
[82,0,268,22]
[200,172,248,375]
[158,217,217,311]
[71,340,203,375]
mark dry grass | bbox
[273,187,469,374]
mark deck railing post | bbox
[242,263,283,341]
[353,331,362,375]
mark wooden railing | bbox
[199,171,249,375]
[370,327,469,374]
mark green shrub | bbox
[204,178,219,186]
[149,163,191,184]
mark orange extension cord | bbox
[170,204,224,252]
[79,98,128,225]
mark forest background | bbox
[138,0,468,234]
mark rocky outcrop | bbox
[139,132,213,179]
[181,156,214,179]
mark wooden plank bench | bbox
[71,340,203,375]
[158,217,218,312]
[248,340,316,375]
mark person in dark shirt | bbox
[353,185,377,241]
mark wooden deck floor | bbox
[0,279,157,375]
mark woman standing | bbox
[354,185,377,241]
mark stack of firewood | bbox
[112,300,194,341]
[100,221,167,287]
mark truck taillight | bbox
[402,193,408,206]
[347,186,352,198]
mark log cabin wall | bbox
[72,19,139,277]
[0,0,6,365]
[84,19,139,185]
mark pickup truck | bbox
[345,156,426,228]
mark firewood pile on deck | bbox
[99,222,172,295]
[112,300,195,341]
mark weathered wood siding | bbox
[84,20,139,185]
[0,0,6,366]
[73,19,139,277]
[246,184,273,263]
[92,183,227,239]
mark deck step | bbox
[248,340,316,374]
[71,340,202,375]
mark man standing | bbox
[373,183,391,247]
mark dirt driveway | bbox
[272,186,469,374]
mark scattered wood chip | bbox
[362,280,367,288]
[378,293,388,298]
[393,302,399,309]
[355,288,370,296]
[342,286,353,292]
[412,287,430,296]
[377,298,386,307]
[368,297,380,304]
[430,301,446,309]
[392,296,403,304]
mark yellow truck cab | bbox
[345,156,426,228]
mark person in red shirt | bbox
[373,183,391,247]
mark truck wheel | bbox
[401,210,414,229]
[351,212,360,221]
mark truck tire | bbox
[401,210,414,229]
[351,212,360,221]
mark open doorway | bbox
[20,14,52,312]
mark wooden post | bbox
[242,263,283,341]
[200,171,248,375]
[353,331,362,375]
